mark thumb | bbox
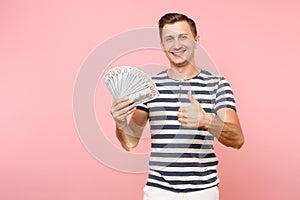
[188,90,195,103]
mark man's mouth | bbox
[170,49,186,57]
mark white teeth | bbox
[170,50,186,54]
[171,51,185,56]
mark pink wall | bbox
[1,0,300,199]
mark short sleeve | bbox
[214,77,236,113]
[136,102,149,113]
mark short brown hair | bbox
[158,13,197,38]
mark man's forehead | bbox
[162,30,188,36]
[161,21,193,36]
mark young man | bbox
[110,13,244,200]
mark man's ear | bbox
[195,35,200,44]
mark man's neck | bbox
[168,62,201,80]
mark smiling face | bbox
[161,21,199,68]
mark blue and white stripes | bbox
[137,69,236,192]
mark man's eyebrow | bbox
[163,35,174,38]
[163,33,188,38]
[178,33,188,36]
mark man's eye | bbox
[165,38,173,42]
[180,35,188,39]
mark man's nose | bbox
[173,38,182,49]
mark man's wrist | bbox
[201,113,213,130]
[116,122,127,131]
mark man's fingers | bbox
[178,106,187,113]
[177,111,182,118]
[114,99,134,112]
[111,98,130,114]
[114,101,136,116]
[178,106,191,118]
[112,97,129,107]
[177,111,188,119]
[127,103,136,113]
[178,117,182,123]
[178,117,199,129]
[179,118,193,128]
[178,116,187,123]
[112,97,128,107]
[117,106,136,120]
[187,90,195,104]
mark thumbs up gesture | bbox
[178,90,211,129]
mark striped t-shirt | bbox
[137,69,236,193]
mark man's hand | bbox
[110,97,136,129]
[177,91,211,129]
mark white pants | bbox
[143,185,219,200]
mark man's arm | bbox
[116,109,148,151]
[206,108,244,149]
[178,91,244,149]
[110,97,148,151]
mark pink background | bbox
[1,0,300,199]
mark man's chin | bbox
[171,59,190,67]
[166,53,191,67]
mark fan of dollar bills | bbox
[103,66,159,105]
